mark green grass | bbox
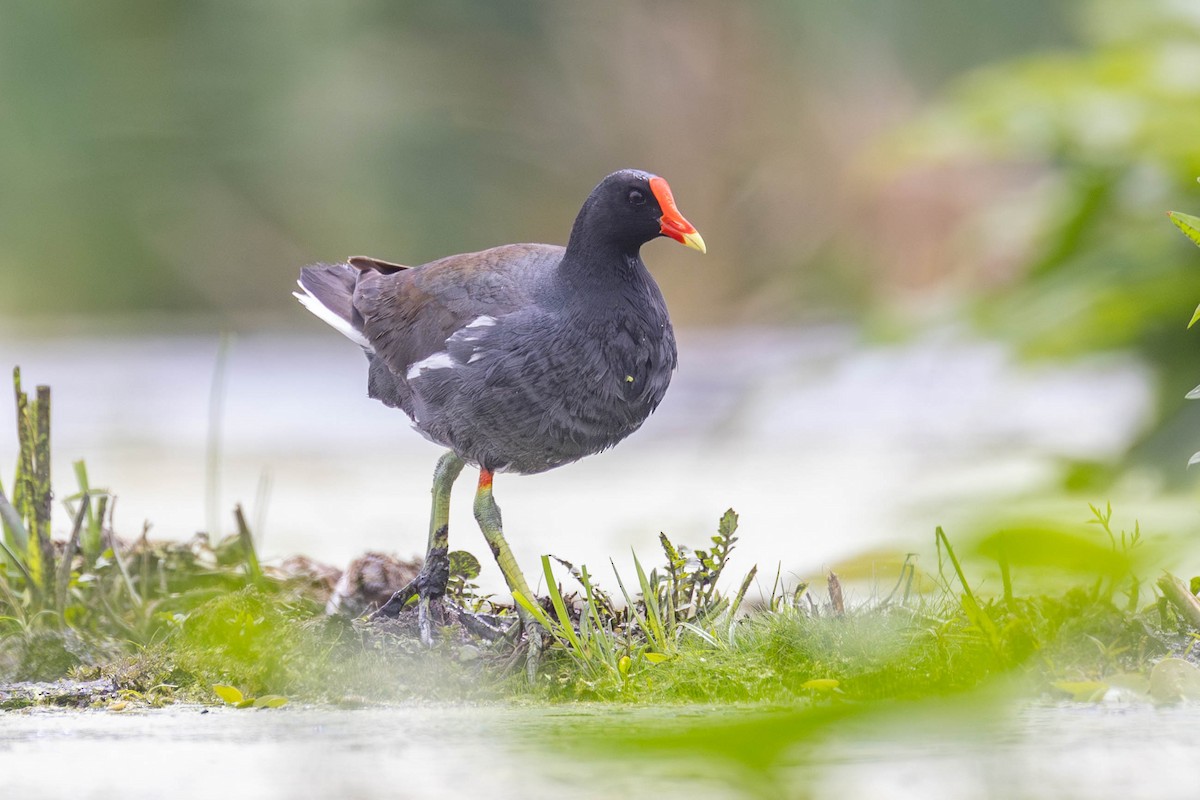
[2,367,1200,711]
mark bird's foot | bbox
[368,548,452,646]
[369,582,446,646]
[369,579,417,620]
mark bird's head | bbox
[572,169,706,257]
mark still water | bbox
[0,325,1159,592]
[2,701,1197,799]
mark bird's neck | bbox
[561,207,647,291]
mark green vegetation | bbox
[1169,208,1200,464]
[881,0,1200,473]
[3,368,1200,712]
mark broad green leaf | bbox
[448,550,481,580]
[253,695,289,708]
[1189,305,1200,330]
[644,652,669,664]
[212,684,244,705]
[1168,211,1200,248]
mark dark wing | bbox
[353,243,564,406]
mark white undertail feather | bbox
[406,351,455,380]
[293,281,373,351]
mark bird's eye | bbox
[628,189,646,205]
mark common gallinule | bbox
[295,169,704,664]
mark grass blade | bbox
[540,556,583,655]
[233,504,263,583]
[0,482,29,557]
[631,552,668,653]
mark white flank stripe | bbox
[294,282,373,351]
[406,351,455,380]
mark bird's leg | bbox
[371,451,464,645]
[472,469,545,680]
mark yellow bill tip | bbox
[681,230,706,254]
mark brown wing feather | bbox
[353,243,564,378]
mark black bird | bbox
[295,169,704,662]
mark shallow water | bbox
[0,325,1168,594]
[2,702,1197,799]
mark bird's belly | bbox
[462,366,669,474]
[417,341,670,473]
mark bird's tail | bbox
[294,264,372,350]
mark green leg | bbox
[473,469,545,680]
[372,451,464,646]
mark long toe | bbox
[370,580,418,620]
[523,619,546,682]
[417,595,444,647]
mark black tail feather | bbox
[299,263,360,329]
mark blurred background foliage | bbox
[873,0,1200,473]
[1,0,1075,327]
[2,0,1199,465]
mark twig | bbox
[827,571,844,616]
[55,492,90,619]
[33,384,54,589]
[1158,572,1200,631]
[12,368,32,554]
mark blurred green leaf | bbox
[1148,658,1200,703]
[1169,211,1200,249]
[1051,680,1108,702]
[212,684,244,705]
[972,525,1131,577]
